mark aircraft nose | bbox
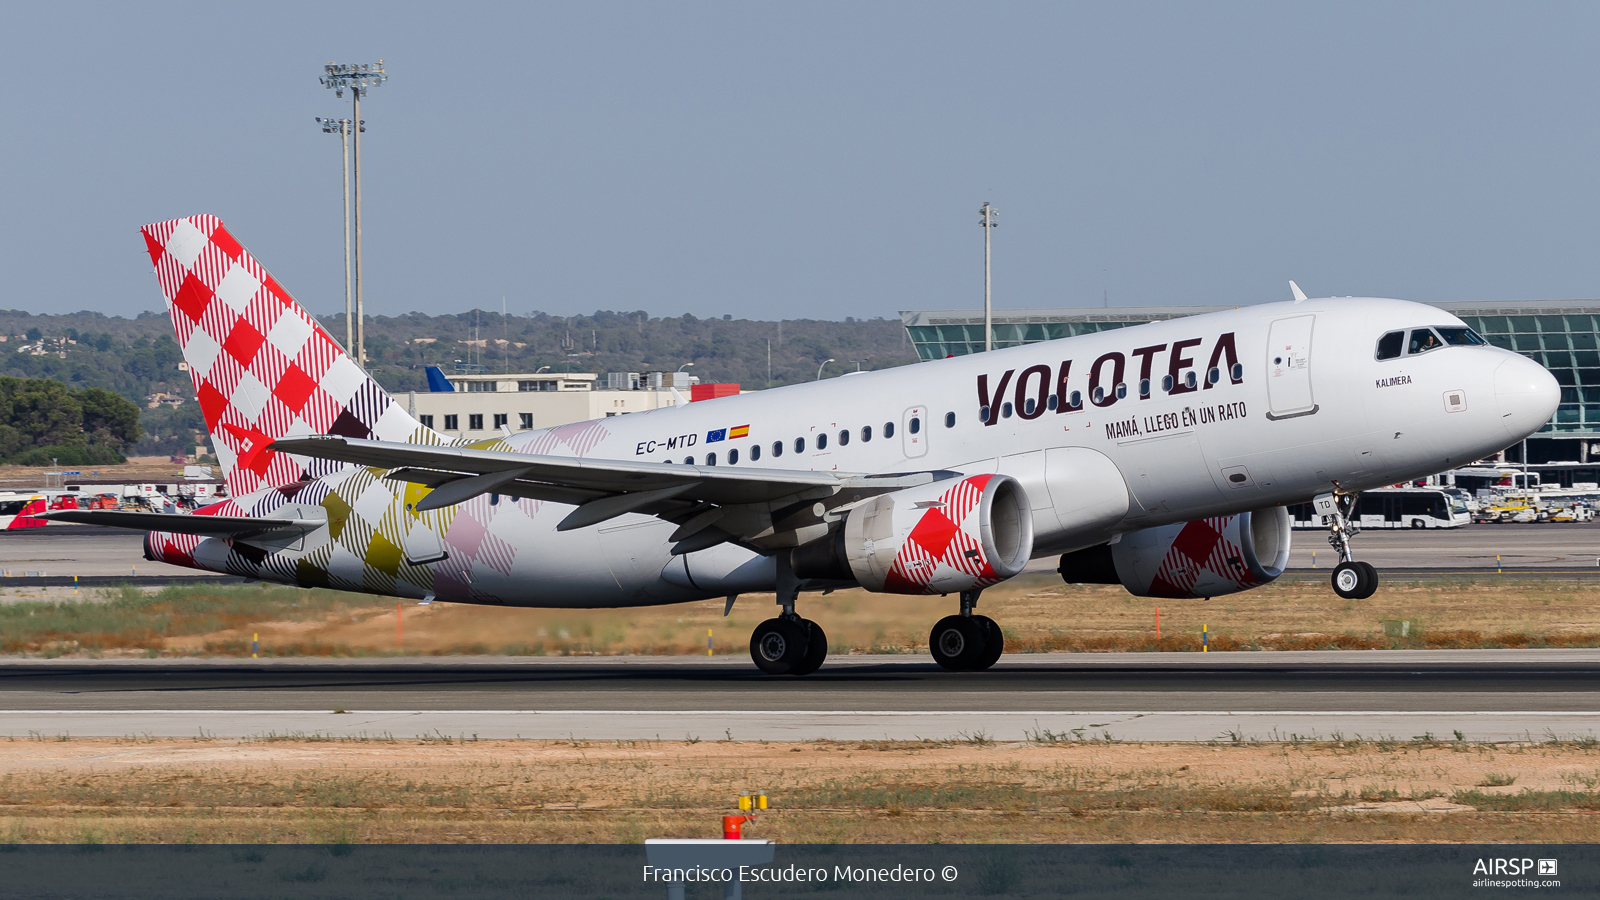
[1494,353,1561,439]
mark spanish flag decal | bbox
[729,425,750,439]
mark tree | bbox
[0,378,83,447]
[79,388,142,449]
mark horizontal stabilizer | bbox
[39,509,326,540]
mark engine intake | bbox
[791,473,1033,594]
[1058,507,1291,599]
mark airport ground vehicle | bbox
[0,493,47,529]
[1290,488,1471,529]
[50,216,1562,674]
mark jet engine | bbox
[1058,506,1291,599]
[791,473,1034,594]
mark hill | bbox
[0,308,921,457]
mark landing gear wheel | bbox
[789,620,828,677]
[1332,562,1364,599]
[930,615,987,671]
[973,616,1004,671]
[1354,561,1379,599]
[750,617,808,675]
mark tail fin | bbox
[142,215,427,497]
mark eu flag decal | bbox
[706,428,727,443]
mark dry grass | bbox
[6,574,1600,658]
[4,736,1600,843]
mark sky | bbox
[3,2,1600,322]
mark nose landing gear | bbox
[930,589,1004,671]
[1317,490,1378,600]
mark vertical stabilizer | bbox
[141,215,430,497]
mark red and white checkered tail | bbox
[142,215,426,497]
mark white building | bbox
[405,370,696,438]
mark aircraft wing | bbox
[271,435,951,551]
[38,509,327,539]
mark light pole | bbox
[320,61,387,368]
[979,201,998,352]
[677,362,694,372]
[816,358,835,381]
[316,116,355,356]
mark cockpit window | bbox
[1435,326,1487,346]
[1407,328,1443,355]
[1375,331,1404,360]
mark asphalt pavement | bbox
[3,651,1596,742]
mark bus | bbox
[1290,488,1472,530]
[0,493,47,530]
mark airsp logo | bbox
[1472,858,1554,876]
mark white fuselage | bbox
[167,297,1559,608]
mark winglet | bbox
[1290,281,1308,303]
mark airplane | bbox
[48,216,1561,676]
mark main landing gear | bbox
[929,589,1004,672]
[1318,490,1379,600]
[749,556,828,676]
[749,617,827,676]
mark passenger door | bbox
[1266,315,1317,419]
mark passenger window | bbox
[772,441,783,458]
[1230,363,1244,381]
[944,412,955,428]
[728,448,739,465]
[1002,402,1013,418]
[1114,383,1127,400]
[1206,367,1220,385]
[910,416,921,434]
[684,456,695,465]
[1046,395,1058,411]
[1024,398,1036,416]
[795,437,806,454]
[750,444,761,461]
[706,452,717,466]
[1069,390,1082,408]
[980,405,991,422]
[862,425,873,442]
[1161,374,1174,392]
[1375,331,1404,360]
[838,429,849,446]
[1407,328,1442,355]
[817,433,828,450]
[1139,379,1150,398]
[884,421,895,438]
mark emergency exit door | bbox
[1265,315,1317,420]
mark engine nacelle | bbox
[791,473,1034,594]
[1058,507,1291,599]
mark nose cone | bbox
[1495,354,1561,440]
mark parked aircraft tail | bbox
[141,215,430,497]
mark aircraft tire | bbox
[750,617,809,675]
[789,620,828,677]
[973,616,1004,670]
[1354,561,1379,599]
[1331,562,1364,600]
[930,615,986,671]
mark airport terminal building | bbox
[901,299,1600,480]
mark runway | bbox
[5,650,1598,743]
